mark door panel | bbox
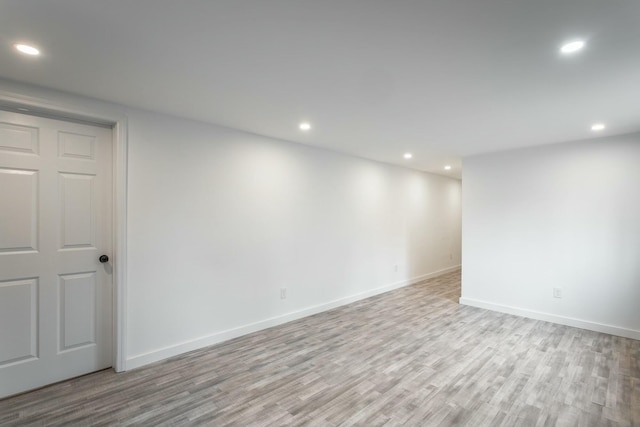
[0,122,38,155]
[0,278,38,366]
[58,131,96,160]
[59,272,96,351]
[0,169,38,252]
[59,173,96,249]
[0,111,112,398]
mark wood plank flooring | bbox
[1,270,639,426]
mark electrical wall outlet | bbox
[280,287,287,299]
[553,287,563,299]
[394,264,398,272]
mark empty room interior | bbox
[0,1,638,426]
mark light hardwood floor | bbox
[1,270,639,426]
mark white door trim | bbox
[0,87,129,372]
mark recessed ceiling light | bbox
[560,40,585,54]
[14,44,40,56]
[299,122,311,131]
[403,153,413,159]
[591,123,605,131]
[444,165,452,170]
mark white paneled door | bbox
[0,111,113,398]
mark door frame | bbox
[0,85,128,372]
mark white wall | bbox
[461,133,640,339]
[0,79,462,368]
[126,109,461,366]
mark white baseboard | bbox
[459,297,640,341]
[126,265,461,370]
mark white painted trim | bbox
[112,119,128,372]
[0,81,129,372]
[459,297,640,341]
[127,265,461,369]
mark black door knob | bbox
[99,255,109,263]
